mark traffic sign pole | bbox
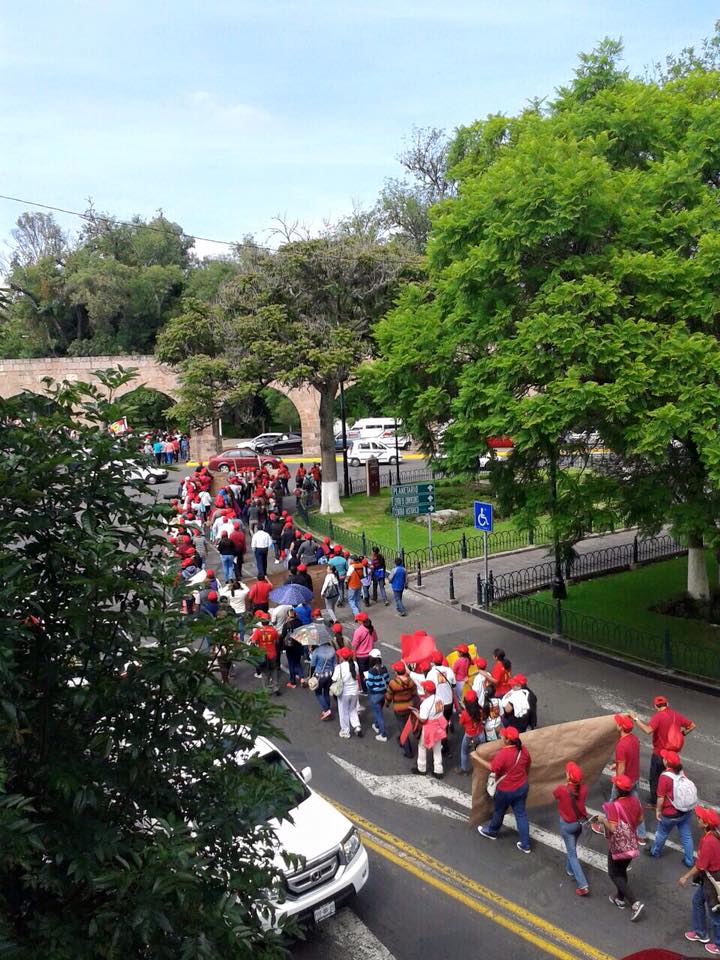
[484,530,489,598]
[396,516,401,555]
[427,513,433,565]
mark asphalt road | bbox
[151,469,720,960]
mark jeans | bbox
[221,555,235,581]
[649,752,664,804]
[372,578,388,602]
[369,694,385,736]
[610,782,647,839]
[559,819,588,889]
[338,579,346,603]
[393,589,407,615]
[287,649,304,685]
[608,853,637,905]
[254,548,268,578]
[314,675,332,712]
[347,587,362,616]
[485,783,530,850]
[693,882,720,946]
[236,615,245,644]
[460,732,484,772]
[650,810,695,866]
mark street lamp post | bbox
[393,416,401,485]
[339,380,350,496]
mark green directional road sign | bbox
[390,482,436,517]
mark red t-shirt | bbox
[606,794,643,828]
[696,831,720,872]
[553,783,589,823]
[491,661,511,697]
[648,708,691,755]
[615,733,640,784]
[251,625,278,659]
[248,579,272,605]
[460,709,483,737]
[490,745,531,790]
[656,771,681,816]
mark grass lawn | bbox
[533,554,720,647]
[329,480,523,551]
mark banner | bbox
[469,714,618,827]
[400,630,437,664]
[108,417,129,435]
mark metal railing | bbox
[343,466,443,497]
[495,594,720,683]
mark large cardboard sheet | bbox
[469,714,618,827]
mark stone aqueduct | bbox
[0,356,323,460]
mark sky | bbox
[0,0,717,259]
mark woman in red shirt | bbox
[476,726,532,853]
[490,647,512,697]
[455,690,485,775]
[553,762,589,896]
[596,774,645,921]
[679,805,720,950]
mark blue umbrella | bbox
[269,583,313,606]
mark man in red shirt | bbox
[679,806,720,951]
[250,612,280,693]
[650,751,696,868]
[247,574,272,613]
[633,695,696,805]
[229,522,246,579]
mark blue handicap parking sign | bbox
[473,501,493,532]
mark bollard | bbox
[416,561,422,588]
[476,572,483,605]
[461,533,467,560]
[361,531,367,556]
[449,568,456,602]
[663,628,672,668]
[632,535,639,566]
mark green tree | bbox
[372,37,720,599]
[0,370,299,957]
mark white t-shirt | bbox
[419,695,442,721]
[501,688,530,719]
[219,582,249,614]
[427,665,456,707]
[270,604,294,631]
[251,530,273,550]
[332,660,359,695]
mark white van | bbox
[347,439,403,466]
[245,735,369,929]
[347,418,411,448]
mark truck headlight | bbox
[341,828,361,864]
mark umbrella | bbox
[291,622,332,647]
[269,583,313,605]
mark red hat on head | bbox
[323,536,331,543]
[566,762,584,783]
[333,544,341,553]
[255,610,270,619]
[234,521,240,528]
[417,658,431,673]
[331,623,344,634]
[661,750,682,767]
[464,689,478,702]
[354,612,369,622]
[456,644,469,654]
[613,773,633,791]
[696,806,720,828]
[206,569,215,577]
[295,529,302,537]
[336,646,350,658]
[207,590,218,600]
[281,510,288,517]
[430,650,443,665]
[474,656,488,669]
[311,608,321,617]
[304,533,312,540]
[501,726,519,740]
[510,674,527,686]
[181,558,193,568]
[614,714,634,732]
[297,564,306,572]
[361,558,369,565]
[343,549,350,557]
[653,695,668,707]
[392,661,406,673]
[421,680,436,694]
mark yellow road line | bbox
[327,796,614,960]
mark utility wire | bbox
[0,192,419,267]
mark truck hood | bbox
[271,791,350,867]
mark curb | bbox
[456,601,720,698]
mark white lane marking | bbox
[381,641,401,652]
[584,805,684,855]
[318,907,398,960]
[330,754,609,872]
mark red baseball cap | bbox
[255,610,270,619]
[311,608,321,617]
[333,544,341,553]
[331,623,343,634]
[206,569,215,577]
[474,656,487,669]
[430,650,443,665]
[565,762,584,783]
[501,726,519,740]
[422,680,436,693]
[456,644,469,654]
[392,661,406,673]
[509,674,527,686]
[304,533,313,540]
[613,773,633,791]
[696,806,720,828]
[653,695,668,707]
[323,536,331,543]
[207,590,218,600]
[297,564,306,572]
[464,689,478,702]
[354,612,369,622]
[614,714,634,732]
[660,750,682,767]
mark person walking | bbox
[455,690,485,776]
[345,557,364,617]
[229,522,246,580]
[247,573,272,614]
[477,726,532,854]
[649,750,697,868]
[332,648,362,739]
[385,661,417,759]
[388,556,408,616]
[309,639,337,721]
[679,805,720,953]
[320,565,340,621]
[412,680,447,779]
[217,579,250,643]
[370,546,389,605]
[595,714,647,845]
[364,649,390,742]
[251,526,272,578]
[595,774,645,921]
[351,615,377,693]
[250,612,281,694]
[632,695,695,805]
[216,530,236,583]
[500,674,532,733]
[329,547,348,606]
[553,762,590,896]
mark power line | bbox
[0,192,419,267]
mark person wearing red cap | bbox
[331,648,362,739]
[632,696,695,805]
[352,617,378,693]
[427,651,457,744]
[649,751,697,868]
[455,690,484,776]
[679,806,720,951]
[385,661,418,758]
[452,644,472,704]
[329,621,345,649]
[595,774,645,920]
[597,715,647,844]
[491,648,512,697]
[412,680,446,779]
[250,615,281,694]
[553,762,590,896]
[477,726,532,852]
[500,674,535,733]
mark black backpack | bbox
[526,687,539,729]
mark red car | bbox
[207,447,280,474]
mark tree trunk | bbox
[319,383,342,514]
[687,533,710,601]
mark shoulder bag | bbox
[487,748,521,798]
[608,801,639,861]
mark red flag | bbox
[399,715,414,746]
[400,630,436,664]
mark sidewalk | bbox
[416,527,641,604]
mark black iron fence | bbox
[495,594,720,683]
[343,466,442,497]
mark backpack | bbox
[607,802,639,861]
[526,687,538,730]
[665,771,698,812]
[665,714,685,752]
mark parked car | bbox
[207,448,280,473]
[347,440,403,467]
[128,463,168,484]
[252,433,303,456]
[334,434,349,451]
[240,734,369,929]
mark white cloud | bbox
[187,90,272,127]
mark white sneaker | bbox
[375,734,387,742]
[371,724,379,734]
[339,730,351,739]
